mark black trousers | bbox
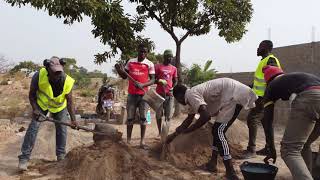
[212,104,242,160]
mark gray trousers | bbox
[156,95,174,121]
[246,97,264,151]
[281,89,320,180]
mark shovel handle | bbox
[37,113,106,135]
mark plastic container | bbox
[240,161,278,180]
[146,108,151,124]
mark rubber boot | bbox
[204,150,218,173]
[223,159,239,180]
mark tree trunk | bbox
[173,43,182,117]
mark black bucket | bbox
[240,161,278,180]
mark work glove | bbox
[158,79,167,86]
[263,147,277,164]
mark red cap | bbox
[262,65,284,83]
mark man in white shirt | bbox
[170,78,257,180]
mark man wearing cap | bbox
[115,44,155,148]
[242,40,282,159]
[155,49,178,136]
[262,65,320,180]
[18,56,77,171]
[170,78,258,180]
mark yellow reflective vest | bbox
[36,68,75,113]
[253,54,281,97]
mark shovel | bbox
[160,131,179,160]
[160,86,172,160]
[160,86,170,143]
[37,113,108,136]
[115,63,165,111]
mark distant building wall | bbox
[215,41,320,124]
[273,41,320,76]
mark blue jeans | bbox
[18,108,68,162]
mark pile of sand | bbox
[164,120,248,169]
[29,120,248,180]
[61,141,152,180]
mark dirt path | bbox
[0,120,93,180]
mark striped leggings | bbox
[211,104,242,160]
[212,122,232,160]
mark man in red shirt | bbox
[155,49,177,136]
[115,44,155,148]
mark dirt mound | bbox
[56,140,219,180]
[22,120,249,180]
[61,141,151,180]
[164,120,248,169]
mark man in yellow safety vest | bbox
[241,40,282,159]
[18,57,77,171]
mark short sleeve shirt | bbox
[125,58,155,95]
[155,64,177,95]
[185,78,257,123]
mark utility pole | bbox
[268,27,271,40]
[311,26,316,63]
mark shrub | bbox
[79,89,96,97]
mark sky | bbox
[1,0,320,76]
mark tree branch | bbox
[179,31,191,44]
[142,3,178,42]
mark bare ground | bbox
[0,116,298,180]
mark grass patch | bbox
[79,89,96,97]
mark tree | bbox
[185,60,217,87]
[6,0,253,77]
[130,0,252,116]
[10,61,41,75]
[130,0,253,83]
[0,55,13,73]
[6,0,253,116]
[62,58,77,75]
[5,0,152,63]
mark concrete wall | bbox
[215,41,320,124]
[273,42,320,76]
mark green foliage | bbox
[132,0,253,42]
[62,58,77,75]
[10,61,40,75]
[62,58,107,88]
[79,89,96,97]
[185,60,217,87]
[130,0,253,84]
[5,0,253,70]
[5,0,152,64]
